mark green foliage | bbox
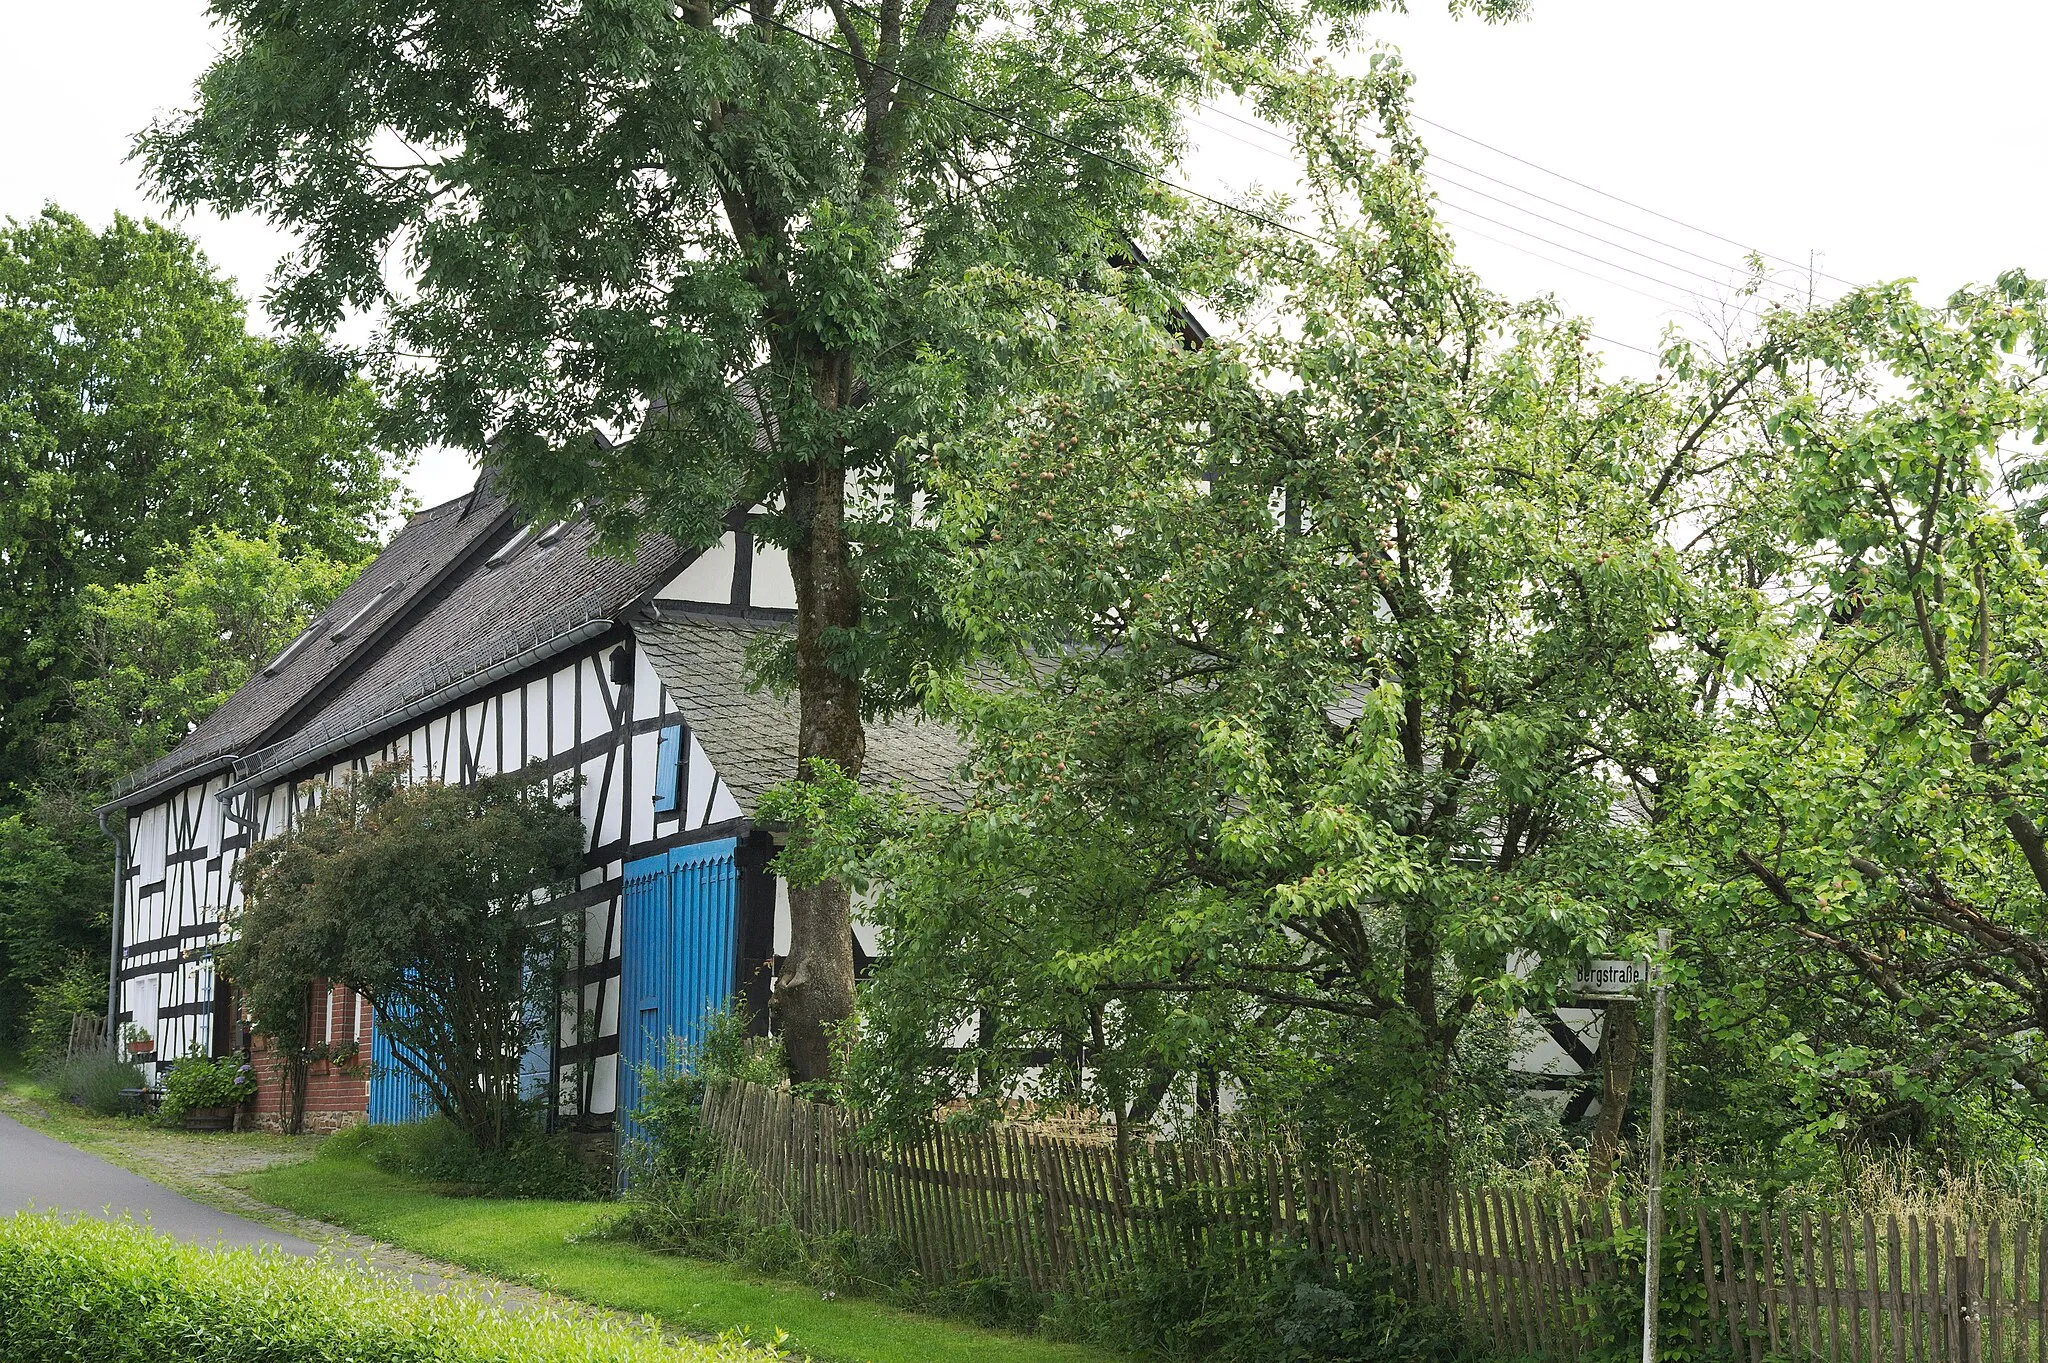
[0,209,394,1053]
[0,207,404,799]
[1573,1215,1707,1363]
[616,1011,788,1249]
[19,955,106,1066]
[231,765,586,1148]
[854,72,1706,1165]
[0,796,108,1049]
[157,1050,255,1121]
[332,1116,608,1201]
[1097,1244,1478,1363]
[1661,272,2048,1156]
[757,759,910,894]
[62,528,364,792]
[0,1210,767,1362]
[41,1055,146,1117]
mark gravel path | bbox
[0,1090,625,1318]
[0,1111,322,1252]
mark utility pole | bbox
[1641,927,1672,1363]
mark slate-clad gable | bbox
[634,612,970,814]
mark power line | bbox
[1431,169,1782,290]
[927,17,1767,347]
[1412,114,1863,291]
[1194,95,1846,302]
[1435,196,1734,294]
[1433,213,1693,311]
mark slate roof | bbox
[109,487,515,807]
[228,507,693,791]
[634,613,970,814]
[109,478,695,810]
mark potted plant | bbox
[123,1024,154,1058]
[159,1050,256,1131]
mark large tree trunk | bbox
[780,449,866,1084]
[1587,999,1640,1193]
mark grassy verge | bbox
[243,1148,1119,1363]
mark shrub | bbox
[0,1210,773,1362]
[41,1054,146,1117]
[158,1050,256,1121]
[1095,1242,1480,1363]
[21,957,107,1064]
[337,1113,607,1200]
[613,1011,785,1249]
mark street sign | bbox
[1572,957,1649,996]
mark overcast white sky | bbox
[5,1,2042,506]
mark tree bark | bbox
[1587,998,1639,1194]
[779,448,867,1084]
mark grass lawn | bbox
[243,1151,1119,1363]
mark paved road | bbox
[0,1111,323,1253]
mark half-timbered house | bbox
[101,472,964,1139]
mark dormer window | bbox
[328,584,396,642]
[486,523,536,567]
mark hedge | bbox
[0,1212,774,1363]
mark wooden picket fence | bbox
[702,1081,2048,1361]
[1700,1207,2048,1363]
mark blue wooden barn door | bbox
[367,997,434,1125]
[616,837,740,1154]
[368,985,551,1126]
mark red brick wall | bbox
[246,981,372,1135]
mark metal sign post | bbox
[1641,928,1672,1363]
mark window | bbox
[486,523,535,567]
[652,724,684,813]
[332,986,361,1044]
[328,583,395,642]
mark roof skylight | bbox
[328,584,396,642]
[262,622,323,675]
[487,523,536,567]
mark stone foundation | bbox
[241,1106,366,1136]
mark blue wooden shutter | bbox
[652,724,683,812]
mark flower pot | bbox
[182,1106,237,1132]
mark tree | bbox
[232,767,586,1148]
[846,72,1759,1164]
[1667,273,2048,1156]
[61,529,365,793]
[0,529,363,1051]
[0,208,404,800]
[140,0,1523,1082]
[0,806,106,1049]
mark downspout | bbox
[97,807,126,1056]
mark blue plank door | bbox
[367,980,551,1126]
[367,999,434,1125]
[615,837,741,1153]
